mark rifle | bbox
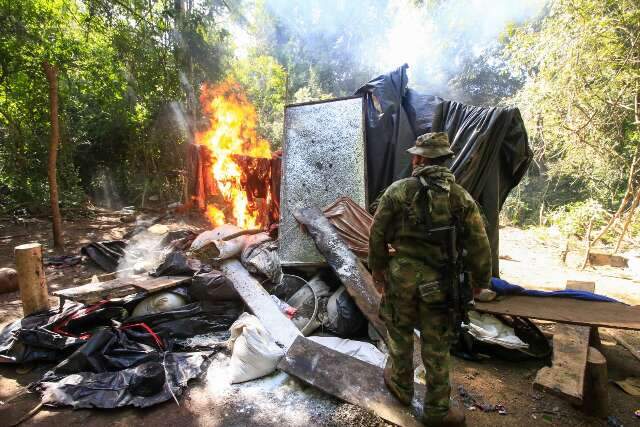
[440,224,472,342]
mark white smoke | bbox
[232,0,545,95]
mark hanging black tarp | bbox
[355,65,532,276]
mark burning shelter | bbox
[2,66,639,426]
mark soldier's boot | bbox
[383,361,412,406]
[422,407,466,427]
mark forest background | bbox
[1,0,639,249]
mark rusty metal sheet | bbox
[279,96,367,266]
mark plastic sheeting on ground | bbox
[39,352,211,409]
[150,251,204,277]
[355,65,532,276]
[0,294,240,409]
[0,302,86,364]
[80,241,127,272]
[490,277,620,302]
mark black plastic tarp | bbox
[0,295,240,409]
[38,352,211,409]
[355,65,532,276]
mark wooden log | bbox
[15,243,50,316]
[221,259,301,350]
[588,251,628,268]
[293,206,387,341]
[279,336,424,427]
[581,346,608,418]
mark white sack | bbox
[228,313,284,383]
[190,224,242,251]
[308,336,386,368]
[467,311,529,350]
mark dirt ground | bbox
[0,214,639,427]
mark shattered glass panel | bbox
[279,97,367,266]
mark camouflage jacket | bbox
[368,165,491,289]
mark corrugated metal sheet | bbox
[279,96,367,266]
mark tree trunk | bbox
[580,217,594,270]
[42,62,63,250]
[614,190,640,253]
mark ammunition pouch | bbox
[417,280,441,299]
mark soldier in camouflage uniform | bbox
[368,132,492,427]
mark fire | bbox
[196,78,271,229]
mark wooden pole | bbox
[15,243,50,316]
[42,61,64,250]
[582,346,608,418]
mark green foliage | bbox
[546,199,609,238]
[504,0,640,216]
[0,0,231,212]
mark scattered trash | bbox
[44,255,82,269]
[458,385,507,415]
[634,409,640,418]
[614,377,640,396]
[271,295,297,319]
[228,313,284,384]
[607,415,624,427]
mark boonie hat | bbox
[407,132,454,158]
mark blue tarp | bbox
[490,277,620,303]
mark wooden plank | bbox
[565,280,596,292]
[474,297,640,330]
[293,207,387,341]
[534,323,590,404]
[279,336,424,427]
[221,259,301,350]
[53,275,190,305]
[534,281,594,405]
[130,276,192,293]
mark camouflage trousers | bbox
[379,256,452,419]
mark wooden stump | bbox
[582,346,608,418]
[15,243,50,316]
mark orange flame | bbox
[196,78,271,229]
